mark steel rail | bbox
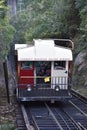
[15,90,87,130]
[21,105,34,130]
[77,122,87,130]
[70,91,87,129]
[45,103,63,130]
[15,103,26,130]
[28,103,59,130]
[26,105,40,130]
[69,101,87,117]
[53,108,72,130]
[61,108,83,130]
[29,114,40,130]
[62,94,87,130]
[46,102,79,130]
[71,89,87,103]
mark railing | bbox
[52,76,68,90]
[54,39,74,50]
[18,76,71,90]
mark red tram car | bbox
[15,39,73,101]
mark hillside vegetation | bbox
[0,0,15,58]
[0,0,15,74]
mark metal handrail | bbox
[20,76,68,78]
[54,39,74,50]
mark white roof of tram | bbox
[15,39,73,61]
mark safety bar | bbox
[54,39,74,50]
[20,76,68,78]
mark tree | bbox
[11,0,80,42]
[75,0,87,10]
[24,0,80,40]
[75,0,87,49]
[0,0,15,60]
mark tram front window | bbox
[21,61,33,70]
[35,61,51,85]
[54,61,65,70]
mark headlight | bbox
[55,85,59,91]
[27,84,32,91]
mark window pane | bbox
[21,61,33,70]
[54,61,65,70]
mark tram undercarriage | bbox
[17,87,71,101]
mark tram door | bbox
[35,61,51,86]
[19,61,34,86]
[52,61,68,89]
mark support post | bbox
[3,61,10,103]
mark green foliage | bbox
[0,0,8,18]
[75,0,87,10]
[0,0,15,60]
[0,18,15,59]
[1,123,15,130]
[75,0,87,43]
[11,0,79,42]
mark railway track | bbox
[15,91,87,130]
[15,103,26,130]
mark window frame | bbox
[20,61,33,70]
[54,61,66,70]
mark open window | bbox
[21,61,33,70]
[35,61,51,84]
[54,61,66,70]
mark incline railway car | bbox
[15,39,74,101]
